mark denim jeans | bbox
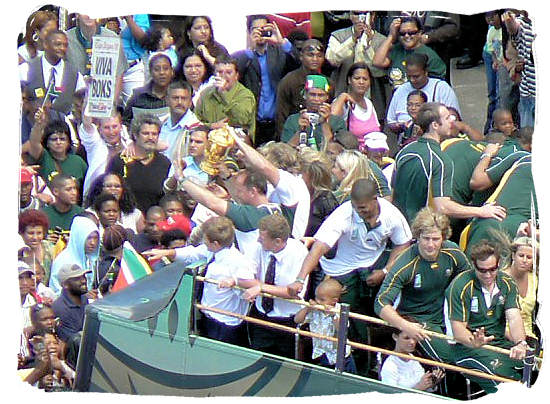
[483,51,499,133]
[518,95,536,128]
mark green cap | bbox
[305,75,330,93]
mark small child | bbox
[380,316,444,391]
[144,25,178,81]
[491,108,517,138]
[143,216,256,346]
[393,90,427,148]
[33,263,56,305]
[294,278,356,373]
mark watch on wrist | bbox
[515,340,528,347]
[295,277,305,284]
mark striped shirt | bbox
[513,15,536,98]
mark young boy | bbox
[144,216,256,346]
[483,11,502,134]
[294,278,356,373]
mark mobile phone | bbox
[261,29,272,37]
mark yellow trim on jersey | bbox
[376,256,420,307]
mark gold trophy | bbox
[200,126,236,175]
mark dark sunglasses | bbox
[399,30,419,37]
[475,265,499,274]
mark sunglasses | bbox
[399,30,419,37]
[475,265,499,274]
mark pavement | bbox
[450,57,487,133]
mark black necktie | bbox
[196,255,215,302]
[261,255,276,313]
[48,67,57,88]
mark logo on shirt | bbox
[414,274,422,288]
[498,295,505,305]
[490,358,503,370]
[470,297,479,313]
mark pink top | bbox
[345,98,380,149]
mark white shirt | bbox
[79,122,131,197]
[174,244,255,326]
[267,169,311,239]
[316,198,412,276]
[20,57,86,92]
[386,78,461,123]
[251,238,309,318]
[380,355,425,389]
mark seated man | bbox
[132,206,166,253]
[195,56,257,143]
[375,207,470,364]
[446,240,528,393]
[281,74,346,151]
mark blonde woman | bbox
[332,150,390,203]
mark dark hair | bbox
[179,50,212,83]
[333,130,359,150]
[407,89,428,103]
[144,24,171,51]
[518,126,533,148]
[185,16,213,44]
[416,102,444,133]
[399,16,423,32]
[24,10,58,56]
[84,172,138,214]
[49,173,75,190]
[102,224,128,251]
[167,80,193,96]
[93,192,119,213]
[45,29,66,42]
[148,52,173,72]
[346,61,372,83]
[160,229,188,247]
[287,29,309,46]
[159,192,183,210]
[246,14,270,32]
[405,52,428,71]
[42,119,72,153]
[130,114,161,138]
[19,209,49,234]
[29,302,54,327]
[470,239,500,265]
[214,55,239,72]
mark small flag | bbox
[111,241,153,292]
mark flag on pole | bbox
[111,241,154,293]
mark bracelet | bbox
[295,277,305,284]
[382,267,388,275]
[515,340,528,347]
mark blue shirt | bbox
[52,289,88,342]
[121,14,150,61]
[256,40,292,121]
[159,109,199,161]
[182,156,209,185]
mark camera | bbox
[305,112,320,126]
[261,29,272,37]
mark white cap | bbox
[363,132,389,151]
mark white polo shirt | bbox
[251,238,309,318]
[316,198,412,276]
[267,169,311,239]
[175,244,255,326]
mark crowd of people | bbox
[17,7,539,398]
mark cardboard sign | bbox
[86,36,120,118]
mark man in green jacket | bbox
[195,56,257,143]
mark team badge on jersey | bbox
[445,268,452,277]
[490,358,503,370]
[414,273,422,288]
[498,295,505,305]
[470,296,479,313]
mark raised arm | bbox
[28,107,47,160]
[231,130,280,186]
[469,143,502,191]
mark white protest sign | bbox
[86,36,120,118]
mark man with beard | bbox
[392,102,506,224]
[280,74,345,150]
[158,81,200,162]
[107,114,171,213]
[51,263,92,342]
